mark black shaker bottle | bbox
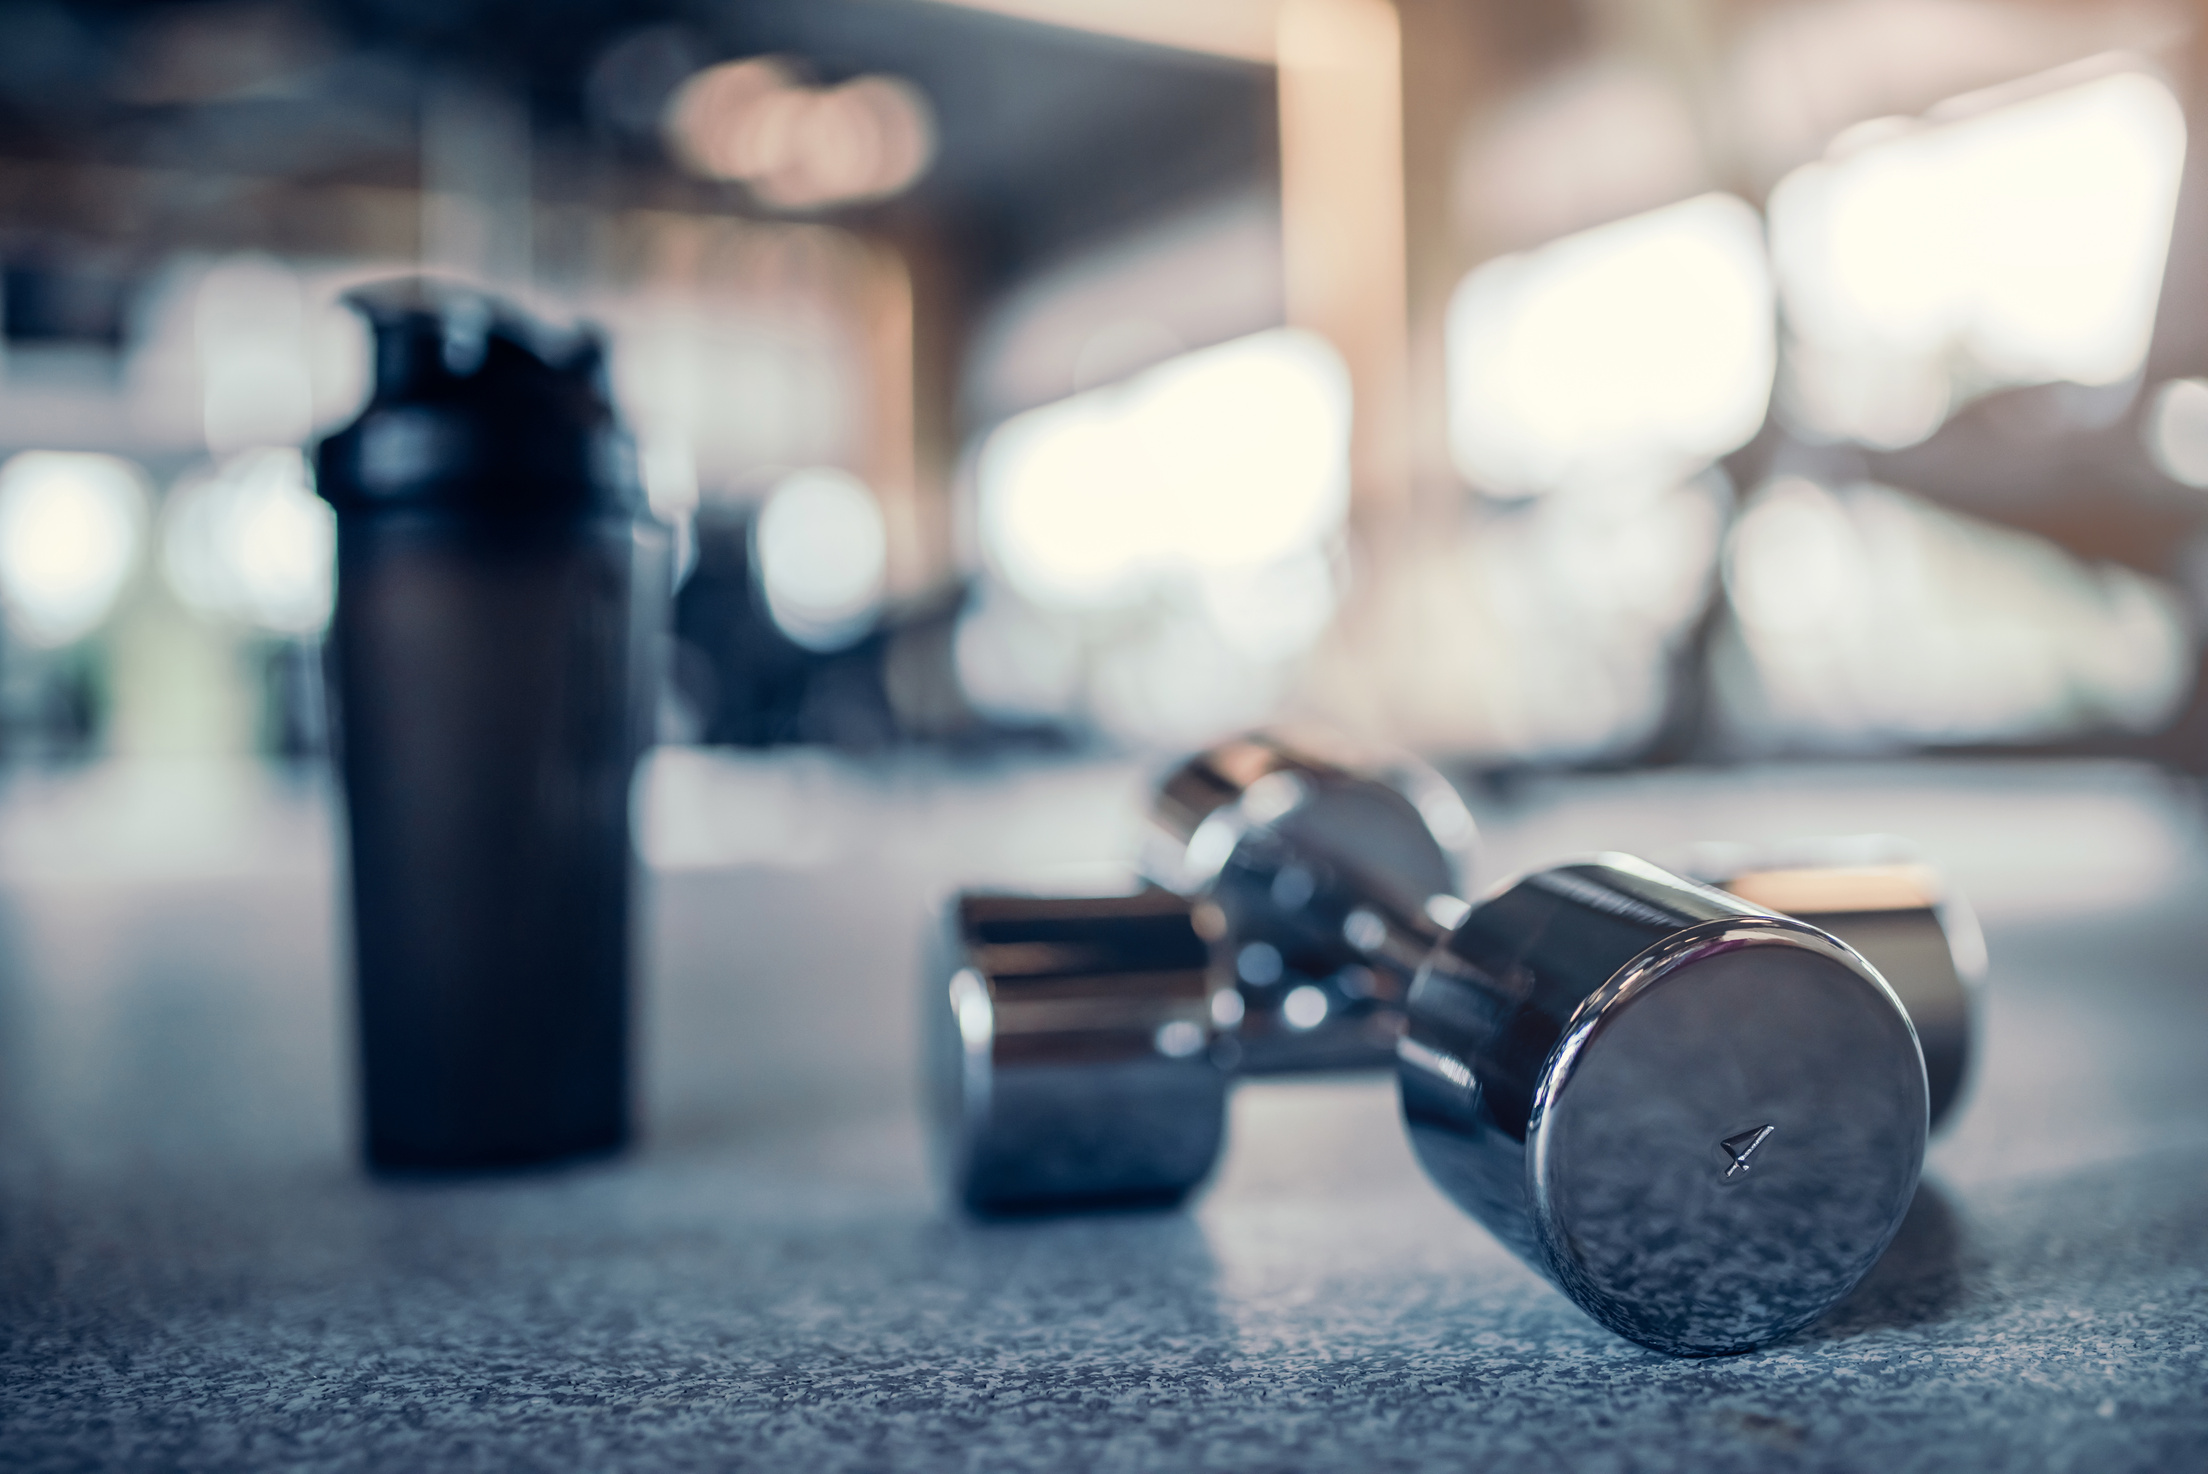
[315,283,665,1170]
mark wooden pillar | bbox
[862,213,968,597]
[1276,0,1411,530]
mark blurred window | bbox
[2144,377,2208,489]
[1445,192,1774,499]
[957,328,1348,745]
[1769,59,2186,448]
[976,327,1348,609]
[196,255,315,456]
[1719,477,2189,747]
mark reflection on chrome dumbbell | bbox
[1687,838,1985,1133]
[1143,730,1477,1072]
[925,883,1234,1214]
[1397,854,1927,1357]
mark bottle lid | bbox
[314,280,640,516]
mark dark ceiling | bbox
[0,0,1277,290]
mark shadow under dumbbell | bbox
[1804,1178,1967,1340]
[959,1186,1200,1220]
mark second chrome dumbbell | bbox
[921,847,1982,1218]
[927,728,1465,1215]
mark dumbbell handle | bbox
[1210,888,1451,1069]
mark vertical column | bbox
[857,242,924,598]
[866,215,968,598]
[1393,0,1585,523]
[1276,0,1410,531]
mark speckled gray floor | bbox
[1,755,2204,1471]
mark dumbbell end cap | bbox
[927,886,1234,1217]
[1527,919,1927,1357]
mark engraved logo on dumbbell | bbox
[1717,1124,1777,1183]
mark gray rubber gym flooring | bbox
[1,754,2202,1471]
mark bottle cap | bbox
[315,280,639,516]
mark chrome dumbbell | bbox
[926,851,1929,1356]
[929,729,1469,1215]
[927,732,1954,1353]
[930,732,1977,1200]
[1396,854,1927,1356]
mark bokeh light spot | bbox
[755,468,888,651]
[0,452,148,647]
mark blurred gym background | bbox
[1,0,2203,780]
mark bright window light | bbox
[950,583,1083,724]
[1198,548,1337,662]
[1770,62,2186,447]
[1445,191,1774,498]
[1723,476,2190,744]
[197,254,315,456]
[976,327,1350,609]
[162,448,334,636]
[754,467,887,651]
[2145,377,2208,488]
[0,452,147,647]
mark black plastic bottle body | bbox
[330,504,664,1170]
